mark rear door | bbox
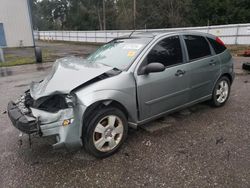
[136,35,190,120]
[183,35,221,101]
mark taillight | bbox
[216,37,225,47]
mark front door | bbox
[136,35,190,121]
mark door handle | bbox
[209,59,216,66]
[175,70,186,77]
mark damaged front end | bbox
[8,94,38,135]
[8,91,78,149]
[7,57,119,150]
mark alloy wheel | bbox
[216,80,229,103]
[93,115,124,152]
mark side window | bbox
[184,35,211,61]
[207,37,226,54]
[146,36,183,67]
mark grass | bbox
[227,45,250,56]
[0,48,56,67]
[0,57,35,67]
[42,48,59,61]
[43,40,103,47]
[4,54,16,59]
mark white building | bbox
[0,0,34,48]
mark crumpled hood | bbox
[30,57,113,100]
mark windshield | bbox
[87,38,152,70]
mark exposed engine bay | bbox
[24,92,68,113]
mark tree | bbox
[31,0,250,30]
[190,0,250,26]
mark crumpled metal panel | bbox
[30,57,113,100]
[30,107,73,125]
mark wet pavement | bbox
[0,49,250,187]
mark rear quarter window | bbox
[207,37,227,54]
[184,35,211,61]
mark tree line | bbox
[31,0,250,31]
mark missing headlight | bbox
[36,95,68,113]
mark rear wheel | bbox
[83,107,128,158]
[210,76,231,107]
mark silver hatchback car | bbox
[8,31,234,158]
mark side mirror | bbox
[142,62,165,74]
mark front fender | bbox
[75,89,138,123]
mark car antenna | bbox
[129,30,136,38]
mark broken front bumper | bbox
[7,97,84,150]
[7,101,38,134]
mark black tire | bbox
[210,76,231,107]
[35,47,43,63]
[83,107,128,158]
[242,62,250,71]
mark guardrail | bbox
[34,23,250,45]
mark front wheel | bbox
[210,76,231,107]
[83,107,128,158]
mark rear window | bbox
[184,35,211,61]
[207,37,227,54]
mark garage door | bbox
[0,23,7,47]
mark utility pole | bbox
[133,0,136,29]
[103,0,106,30]
[0,48,5,63]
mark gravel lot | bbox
[0,42,250,188]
